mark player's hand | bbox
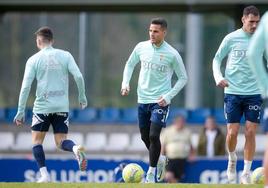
[80,103,87,109]
[157,96,167,107]
[217,79,229,88]
[15,119,24,126]
[121,86,130,96]
[14,112,25,127]
[79,94,87,109]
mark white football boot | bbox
[156,155,168,182]
[240,172,251,184]
[37,175,50,183]
[73,145,87,171]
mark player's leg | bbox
[224,94,243,183]
[138,104,151,150]
[156,107,169,182]
[145,123,162,183]
[51,112,87,171]
[239,121,257,184]
[145,104,169,183]
[31,113,50,183]
[138,104,154,182]
[241,95,262,184]
[226,123,239,183]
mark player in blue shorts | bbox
[14,27,88,183]
[121,18,187,183]
[212,6,261,184]
[248,11,268,188]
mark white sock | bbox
[40,167,49,177]
[228,151,237,161]
[242,160,252,174]
[147,167,156,175]
[72,145,78,154]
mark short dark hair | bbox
[35,26,53,41]
[243,5,260,16]
[151,18,167,29]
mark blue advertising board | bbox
[0,158,263,183]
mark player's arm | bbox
[248,14,268,98]
[67,52,87,109]
[212,36,230,88]
[121,44,140,96]
[14,59,36,126]
[159,53,187,106]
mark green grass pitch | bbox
[0,183,263,188]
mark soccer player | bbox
[212,6,261,184]
[14,27,88,183]
[121,18,188,183]
[248,11,268,188]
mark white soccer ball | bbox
[251,167,265,184]
[122,163,144,183]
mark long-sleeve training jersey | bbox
[212,28,261,95]
[248,12,268,98]
[15,46,87,120]
[122,40,188,104]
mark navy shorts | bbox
[31,112,69,134]
[138,103,169,128]
[224,94,262,124]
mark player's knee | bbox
[227,129,238,139]
[245,128,256,138]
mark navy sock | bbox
[61,139,75,152]
[32,144,46,169]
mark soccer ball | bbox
[251,167,265,184]
[122,163,144,183]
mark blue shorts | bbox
[138,103,169,128]
[224,94,262,124]
[31,112,69,134]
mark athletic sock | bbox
[147,166,156,175]
[61,139,75,152]
[32,144,46,168]
[40,166,49,177]
[228,151,237,161]
[242,160,252,174]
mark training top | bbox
[16,46,87,119]
[248,12,268,98]
[121,40,188,104]
[212,28,261,95]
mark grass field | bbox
[0,183,263,188]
